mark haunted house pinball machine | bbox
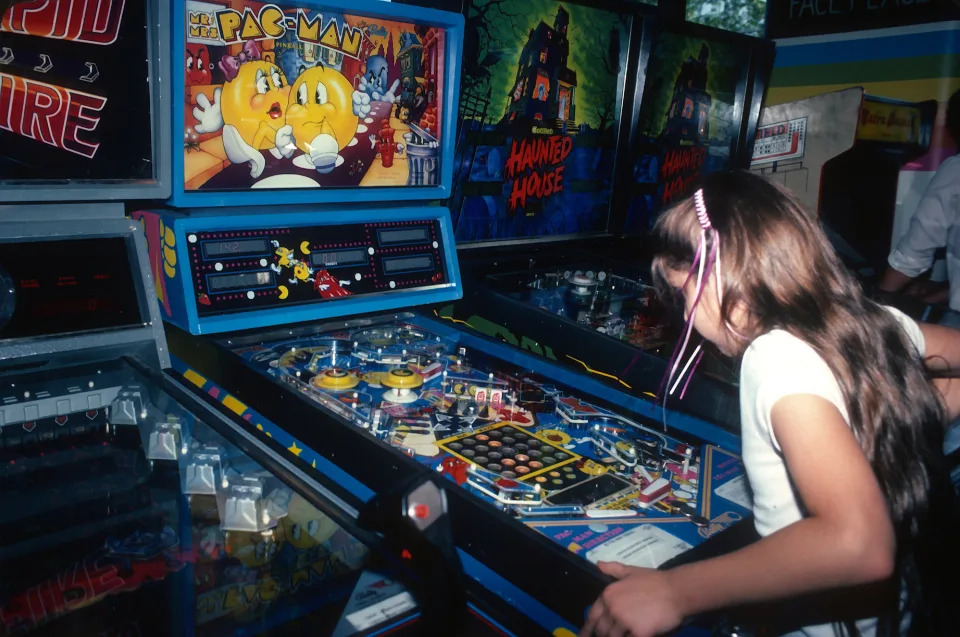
[416,8,774,432]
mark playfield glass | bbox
[0,359,418,636]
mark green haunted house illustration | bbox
[501,6,577,130]
[663,43,712,143]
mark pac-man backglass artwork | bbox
[180,1,453,195]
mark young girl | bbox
[581,171,960,637]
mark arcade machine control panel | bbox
[217,314,751,570]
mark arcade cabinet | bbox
[0,0,170,202]
[144,1,757,634]
[433,10,774,432]
[0,219,516,637]
[818,95,936,276]
[750,87,864,223]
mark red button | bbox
[411,503,430,519]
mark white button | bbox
[389,281,396,289]
[247,291,255,300]
[188,234,197,243]
[432,241,438,249]
[260,258,267,267]
[355,272,362,281]
[368,247,375,255]
[214,262,223,271]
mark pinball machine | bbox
[0,218,530,637]
[414,3,775,432]
[148,207,750,632]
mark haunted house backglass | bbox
[623,27,755,233]
[421,0,644,244]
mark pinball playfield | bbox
[223,314,751,570]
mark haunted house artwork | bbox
[663,43,712,143]
[501,7,577,130]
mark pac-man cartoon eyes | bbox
[296,81,328,106]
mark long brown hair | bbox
[651,170,957,634]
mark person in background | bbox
[879,89,960,327]
[879,88,960,455]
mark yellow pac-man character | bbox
[286,65,359,173]
[275,246,293,267]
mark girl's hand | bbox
[579,561,685,637]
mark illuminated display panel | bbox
[202,239,272,259]
[382,255,433,273]
[169,218,449,317]
[309,249,369,268]
[208,271,275,292]
[378,227,429,245]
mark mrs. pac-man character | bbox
[286,65,362,173]
[193,61,296,178]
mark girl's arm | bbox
[580,394,894,637]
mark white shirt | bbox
[888,155,960,312]
[738,307,924,636]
